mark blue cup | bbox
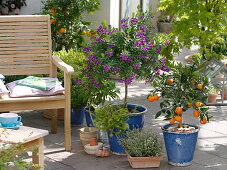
[0,113,22,127]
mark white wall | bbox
[20,0,44,14]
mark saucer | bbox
[0,121,23,129]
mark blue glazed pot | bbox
[71,107,85,125]
[162,123,199,166]
[108,104,147,155]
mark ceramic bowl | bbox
[84,142,103,155]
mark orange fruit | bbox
[175,107,183,114]
[169,117,175,124]
[167,79,173,84]
[195,102,202,108]
[50,19,56,24]
[200,118,207,124]
[147,95,155,102]
[50,9,57,14]
[175,116,182,122]
[197,84,203,90]
[59,28,65,33]
[193,110,200,117]
[153,95,159,100]
[187,103,192,108]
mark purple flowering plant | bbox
[83,11,170,107]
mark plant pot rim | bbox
[79,127,99,133]
[127,152,163,161]
[112,103,147,116]
[162,123,199,134]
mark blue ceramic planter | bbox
[162,123,199,166]
[108,104,147,155]
[71,107,85,125]
[84,106,95,127]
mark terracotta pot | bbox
[157,22,173,34]
[79,127,99,146]
[90,137,98,146]
[127,153,163,168]
[208,93,218,103]
[224,89,227,100]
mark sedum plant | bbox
[120,130,162,157]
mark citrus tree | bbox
[41,0,100,51]
[147,56,212,125]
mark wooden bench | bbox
[0,15,74,151]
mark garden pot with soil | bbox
[79,127,99,146]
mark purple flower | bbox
[120,53,128,61]
[114,67,121,72]
[96,37,105,42]
[130,17,138,24]
[127,57,133,62]
[125,78,133,84]
[142,47,149,52]
[134,41,143,46]
[120,19,128,23]
[145,56,150,60]
[82,47,91,52]
[108,44,115,48]
[74,78,82,83]
[94,83,101,88]
[105,51,114,57]
[131,74,136,79]
[133,63,140,70]
[165,40,170,46]
[102,65,111,71]
[88,55,97,61]
[147,43,154,48]
[86,65,91,70]
[139,26,146,31]
[120,24,128,28]
[83,84,89,89]
[161,56,167,63]
[137,55,144,59]
[156,48,161,54]
[86,73,92,78]
[94,60,101,65]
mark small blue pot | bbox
[162,123,199,166]
[71,107,85,125]
[108,104,147,155]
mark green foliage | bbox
[55,49,120,108]
[41,0,100,51]
[148,56,212,122]
[159,0,227,60]
[93,105,129,136]
[120,129,162,157]
[0,143,41,169]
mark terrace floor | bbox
[20,47,227,170]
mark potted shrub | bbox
[208,86,219,103]
[148,57,212,166]
[81,10,170,154]
[120,130,163,168]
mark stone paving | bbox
[19,47,227,170]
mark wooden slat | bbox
[0,60,49,65]
[0,16,48,22]
[0,50,48,54]
[0,43,49,47]
[0,53,49,58]
[0,22,47,26]
[0,36,48,40]
[0,25,48,29]
[0,63,49,68]
[0,57,49,62]
[0,46,48,50]
[0,29,48,33]
[0,32,48,36]
[0,68,49,75]
[0,39,49,43]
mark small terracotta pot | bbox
[90,137,98,146]
[208,93,218,103]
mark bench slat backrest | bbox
[0,15,52,76]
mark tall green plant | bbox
[41,0,100,51]
[159,0,227,60]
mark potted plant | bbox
[157,6,175,34]
[81,10,170,154]
[148,57,212,166]
[208,85,219,103]
[120,129,163,168]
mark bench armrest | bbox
[52,55,74,75]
